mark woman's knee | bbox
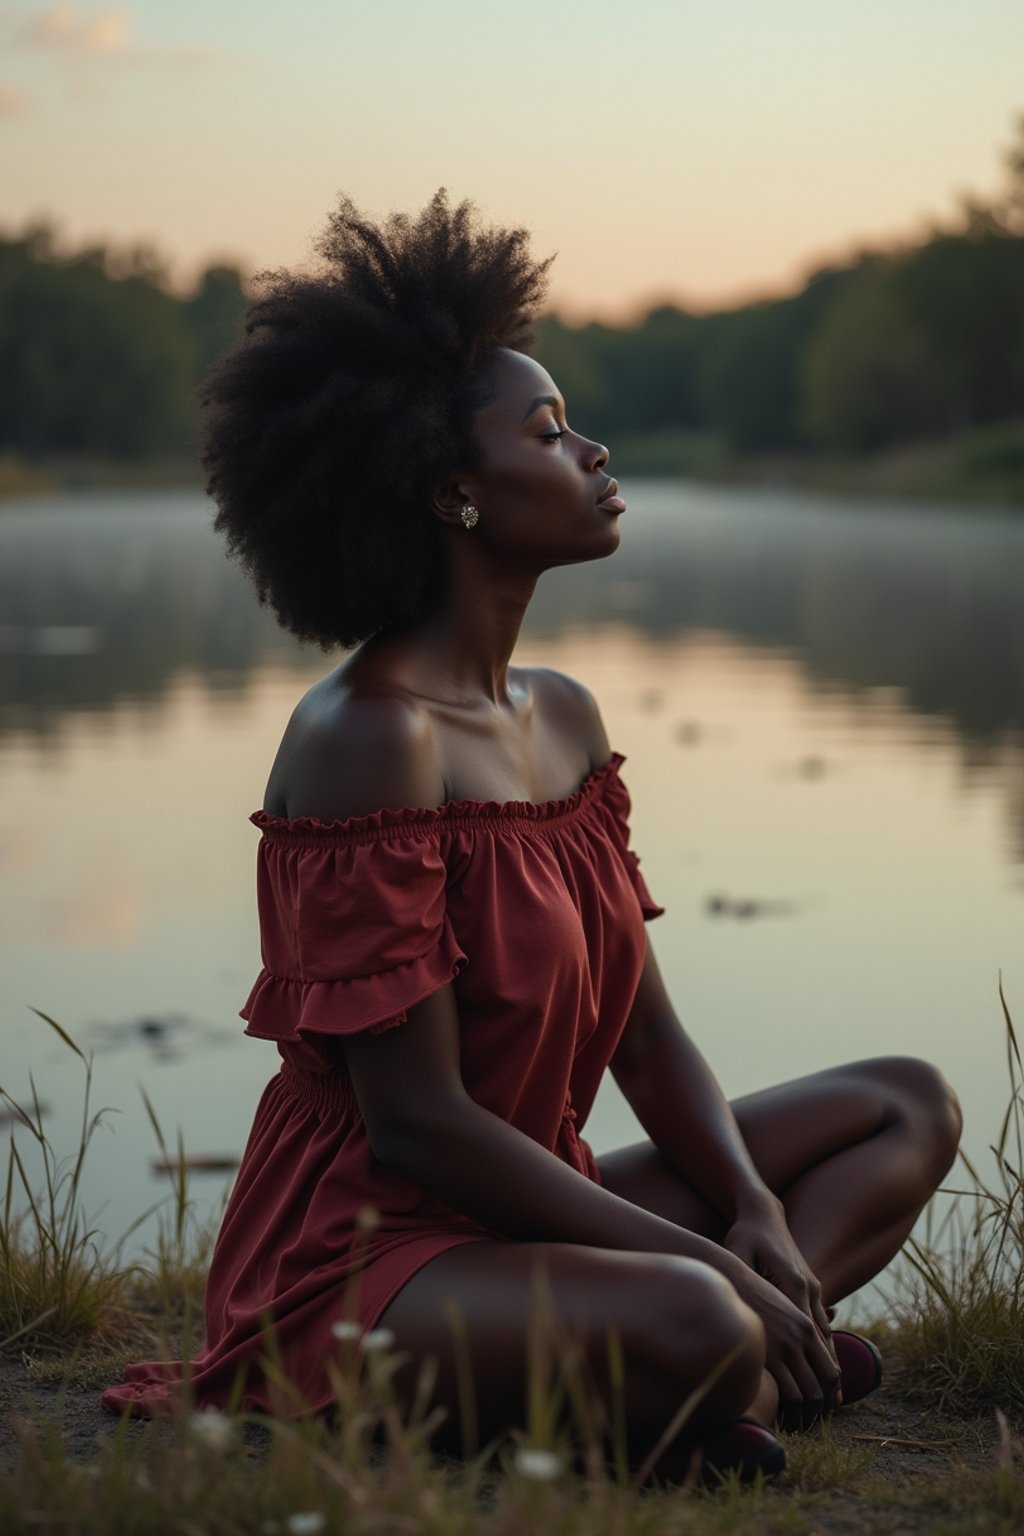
[624,1258,764,1418]
[862,1055,962,1174]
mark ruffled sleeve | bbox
[241,816,468,1049]
[598,760,665,921]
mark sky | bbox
[1,0,1022,318]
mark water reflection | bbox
[2,488,1022,1260]
[7,482,1020,850]
[703,893,804,921]
[2,485,1022,746]
[83,1011,235,1063]
[0,492,306,744]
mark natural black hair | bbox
[199,191,551,649]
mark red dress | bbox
[102,754,662,1416]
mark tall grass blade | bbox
[27,1008,85,1062]
[889,984,1024,1416]
[0,1013,135,1348]
[630,1338,745,1490]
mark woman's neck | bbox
[383,562,538,707]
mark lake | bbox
[1,482,1022,1294]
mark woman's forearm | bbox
[375,1081,839,1401]
[377,1093,754,1281]
[612,1012,777,1222]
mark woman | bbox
[103,193,961,1479]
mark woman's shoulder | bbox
[517,667,610,767]
[262,666,446,824]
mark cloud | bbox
[0,80,29,115]
[15,5,224,67]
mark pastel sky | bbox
[1,0,1022,317]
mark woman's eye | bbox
[539,429,566,444]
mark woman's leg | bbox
[377,1240,765,1462]
[599,1056,962,1303]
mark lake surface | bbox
[1,482,1022,1294]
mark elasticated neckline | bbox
[250,752,627,843]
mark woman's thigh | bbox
[598,1055,945,1225]
[377,1238,763,1443]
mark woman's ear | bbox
[431,481,475,527]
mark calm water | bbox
[1,483,1022,1282]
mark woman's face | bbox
[458,348,624,569]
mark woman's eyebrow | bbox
[521,393,562,423]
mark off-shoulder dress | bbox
[101,753,662,1417]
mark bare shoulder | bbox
[523,667,612,770]
[263,668,445,822]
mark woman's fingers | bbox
[741,1267,841,1408]
[770,1266,839,1374]
[789,1335,833,1405]
[812,1294,837,1359]
[796,1272,837,1363]
[764,1300,842,1408]
[811,1331,843,1404]
[769,1361,803,1405]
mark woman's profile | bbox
[102,192,962,1480]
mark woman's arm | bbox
[341,981,838,1404]
[610,942,834,1345]
[282,683,834,1398]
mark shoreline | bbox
[3,438,1022,509]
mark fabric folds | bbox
[101,753,662,1419]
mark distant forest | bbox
[2,124,1023,486]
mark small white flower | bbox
[330,1319,362,1342]
[513,1447,563,1481]
[362,1327,395,1353]
[188,1407,233,1451]
[285,1514,326,1536]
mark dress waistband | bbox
[278,1062,357,1117]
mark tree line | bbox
[536,224,1024,466]
[0,225,246,461]
[536,122,1024,470]
[1,123,1022,471]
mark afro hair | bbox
[199,190,552,649]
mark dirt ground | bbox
[0,1346,1012,1531]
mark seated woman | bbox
[103,192,961,1480]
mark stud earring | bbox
[460,505,479,529]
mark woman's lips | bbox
[597,478,625,513]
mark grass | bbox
[3,997,1024,1532]
[886,979,1024,1417]
[0,1010,216,1358]
[0,1010,139,1351]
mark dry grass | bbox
[0,1011,140,1352]
[886,981,1024,1419]
[4,998,1024,1533]
[0,1011,217,1360]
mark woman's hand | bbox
[723,1196,840,1405]
[733,1264,841,1408]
